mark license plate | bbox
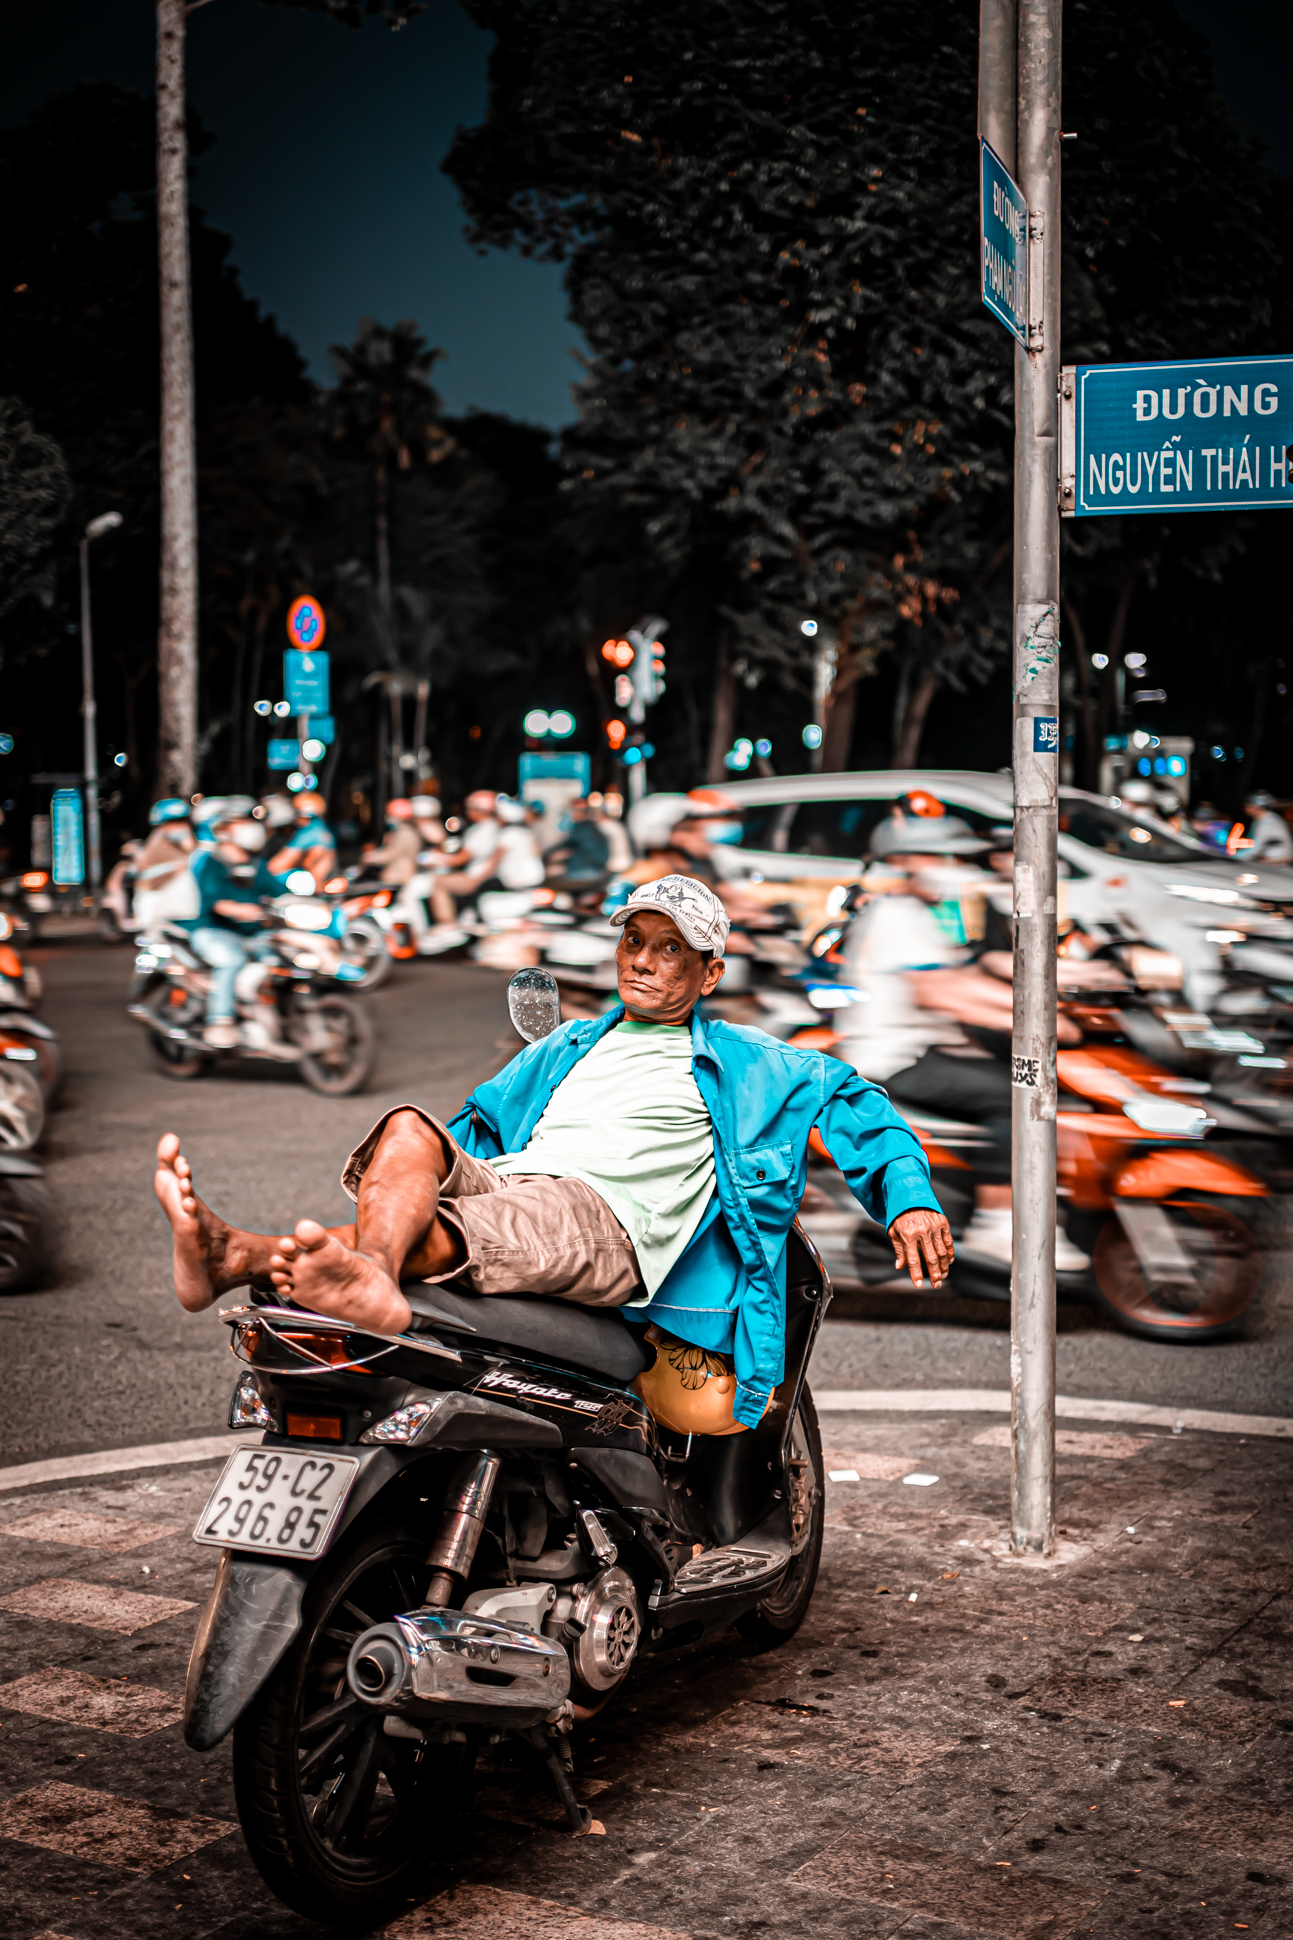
[194,1447,360,1557]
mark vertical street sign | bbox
[1060,356,1293,516]
[267,739,301,771]
[284,650,330,717]
[51,788,85,887]
[980,138,1029,347]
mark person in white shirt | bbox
[429,791,502,923]
[1245,791,1293,865]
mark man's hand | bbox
[888,1207,955,1289]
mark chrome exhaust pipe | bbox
[346,1607,570,1726]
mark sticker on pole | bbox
[1012,1056,1040,1088]
[1033,716,1058,753]
[980,139,1028,347]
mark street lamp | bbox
[80,511,123,892]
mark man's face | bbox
[616,909,725,1023]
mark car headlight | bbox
[228,1370,275,1430]
[359,1397,446,1444]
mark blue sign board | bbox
[51,788,85,886]
[283,649,330,716]
[1066,356,1293,517]
[519,752,591,794]
[1033,716,1058,753]
[980,139,1028,347]
[267,739,301,772]
[301,713,334,746]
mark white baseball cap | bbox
[609,874,730,958]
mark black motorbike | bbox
[182,967,827,1927]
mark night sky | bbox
[5,1,1290,431]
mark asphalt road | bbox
[6,940,1292,1466]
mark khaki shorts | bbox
[341,1107,642,1309]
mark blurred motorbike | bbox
[128,895,377,1094]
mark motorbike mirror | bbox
[508,966,562,1044]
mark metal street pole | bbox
[978,0,1017,168]
[1010,0,1062,1554]
[79,512,123,895]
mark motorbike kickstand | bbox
[518,1726,593,1834]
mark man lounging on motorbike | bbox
[155,874,953,1429]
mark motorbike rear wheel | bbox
[291,994,376,1096]
[0,1173,51,1290]
[1088,1197,1261,1341]
[736,1386,823,1649]
[232,1525,473,1927]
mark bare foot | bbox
[269,1219,413,1335]
[154,1133,273,1312]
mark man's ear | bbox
[700,956,726,996]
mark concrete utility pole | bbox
[1014,0,1062,1554]
[157,0,199,800]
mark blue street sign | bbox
[1033,717,1058,754]
[302,713,334,746]
[519,752,591,793]
[980,139,1028,347]
[51,788,85,886]
[284,649,330,716]
[1064,356,1293,517]
[267,739,301,771]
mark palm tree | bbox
[327,319,453,621]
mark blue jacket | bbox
[446,1007,939,1428]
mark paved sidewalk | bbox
[0,1406,1289,1939]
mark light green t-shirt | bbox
[491,1020,716,1298]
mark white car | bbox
[711,769,1293,1007]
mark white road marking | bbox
[0,1434,248,1494]
[386,1883,693,1939]
[821,1451,916,1481]
[972,1425,1152,1459]
[0,1781,232,1871]
[815,1390,1292,1438]
[0,1508,183,1551]
[0,1667,182,1737]
[0,1579,195,1634]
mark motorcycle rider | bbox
[271,790,338,890]
[428,789,504,924]
[1244,790,1293,865]
[835,813,1090,1271]
[155,873,953,1428]
[363,799,423,884]
[180,798,280,1049]
[120,798,198,931]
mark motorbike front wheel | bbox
[344,917,392,991]
[1087,1198,1261,1341]
[290,993,376,1096]
[0,1172,52,1290]
[139,983,209,1080]
[736,1385,824,1649]
[232,1526,473,1927]
[0,1064,46,1151]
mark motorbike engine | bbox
[545,1566,641,1694]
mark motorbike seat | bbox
[402,1282,653,1386]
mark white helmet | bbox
[626,793,690,853]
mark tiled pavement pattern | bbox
[0,1416,1290,1939]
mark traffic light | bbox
[627,621,667,706]
[605,719,627,750]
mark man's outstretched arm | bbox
[815,1073,955,1290]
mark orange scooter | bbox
[810,1034,1268,1342]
